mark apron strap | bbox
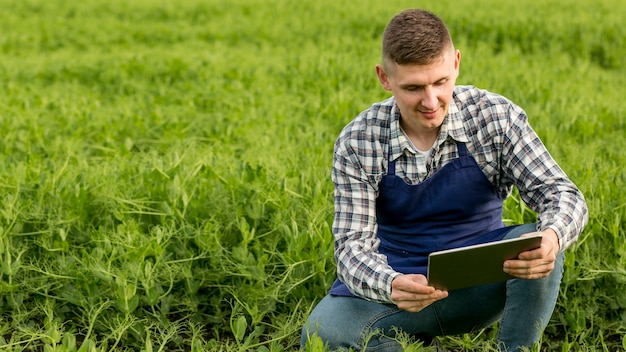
[457,142,468,156]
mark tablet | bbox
[427,234,543,291]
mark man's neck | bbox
[400,122,440,152]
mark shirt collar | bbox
[443,97,470,144]
[388,103,410,161]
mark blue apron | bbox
[330,141,513,296]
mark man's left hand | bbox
[503,229,560,279]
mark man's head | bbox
[376,9,460,140]
[382,9,454,71]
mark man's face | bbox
[376,49,460,135]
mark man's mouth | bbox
[419,109,439,118]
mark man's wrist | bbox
[542,228,561,254]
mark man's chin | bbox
[421,117,445,129]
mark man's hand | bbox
[503,229,560,279]
[391,274,448,312]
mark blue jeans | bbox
[301,224,565,351]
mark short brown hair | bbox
[382,9,453,68]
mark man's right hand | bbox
[391,274,448,312]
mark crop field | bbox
[0,0,625,351]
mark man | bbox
[301,8,588,352]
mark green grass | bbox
[0,0,625,350]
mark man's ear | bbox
[454,49,461,73]
[375,64,392,91]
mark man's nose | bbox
[421,87,438,109]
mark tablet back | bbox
[427,235,543,291]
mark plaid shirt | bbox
[332,85,589,302]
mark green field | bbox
[0,0,625,350]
